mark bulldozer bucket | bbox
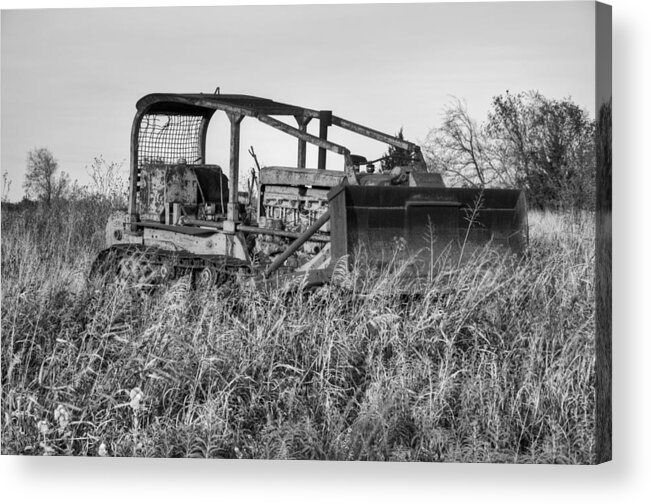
[328,185,527,275]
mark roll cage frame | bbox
[128,93,427,230]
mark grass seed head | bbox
[129,387,144,412]
[54,404,70,431]
[36,419,50,436]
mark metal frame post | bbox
[226,112,244,223]
[295,115,312,168]
[318,110,332,170]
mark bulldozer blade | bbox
[328,185,527,275]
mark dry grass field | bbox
[1,200,595,462]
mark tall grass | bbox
[1,201,595,462]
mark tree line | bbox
[8,149,126,208]
[423,90,596,211]
[12,90,597,212]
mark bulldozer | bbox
[92,92,527,288]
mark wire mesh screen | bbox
[138,113,204,166]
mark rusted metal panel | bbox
[328,185,349,269]
[259,166,345,188]
[192,165,229,212]
[142,226,248,260]
[409,172,446,187]
[138,164,199,222]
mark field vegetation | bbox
[1,198,595,462]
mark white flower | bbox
[98,442,108,457]
[129,387,144,411]
[54,404,70,431]
[36,419,50,436]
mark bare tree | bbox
[23,148,70,204]
[423,98,516,188]
[86,155,127,206]
[424,92,595,210]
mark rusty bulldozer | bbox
[92,92,527,289]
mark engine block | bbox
[261,185,329,232]
[254,185,330,262]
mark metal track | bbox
[90,244,253,288]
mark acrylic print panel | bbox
[0,1,611,464]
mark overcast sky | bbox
[1,1,596,201]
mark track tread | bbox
[90,244,252,287]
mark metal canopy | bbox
[136,93,318,117]
[135,93,421,154]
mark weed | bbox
[1,201,595,462]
